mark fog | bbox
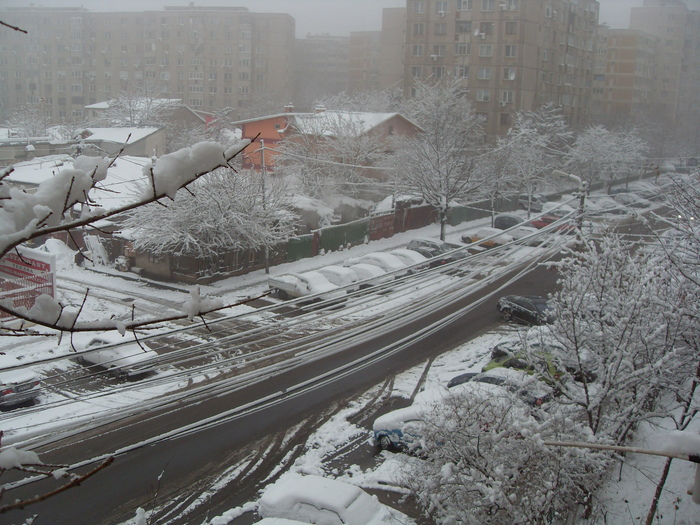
[3,0,644,36]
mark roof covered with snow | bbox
[83,127,161,144]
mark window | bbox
[503,67,516,80]
[454,65,469,78]
[479,44,493,57]
[413,1,426,14]
[433,44,446,57]
[411,66,422,78]
[457,0,472,10]
[478,67,492,79]
[504,0,519,9]
[500,113,511,126]
[504,44,517,58]
[435,1,448,13]
[476,89,491,102]
[455,42,470,55]
[482,0,494,11]
[480,22,493,35]
[412,44,424,57]
[431,66,446,79]
[456,21,472,34]
[501,90,514,103]
[505,21,517,35]
[413,23,424,37]
[434,23,447,35]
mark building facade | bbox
[403,0,600,136]
[0,5,296,124]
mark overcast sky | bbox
[3,0,644,36]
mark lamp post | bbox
[552,169,587,232]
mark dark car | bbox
[518,194,547,213]
[406,238,467,267]
[494,213,524,230]
[497,295,554,325]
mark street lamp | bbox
[552,169,588,232]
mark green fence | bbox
[287,234,314,263]
[318,218,370,253]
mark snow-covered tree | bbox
[566,126,647,192]
[497,104,571,216]
[401,388,610,524]
[392,80,486,240]
[0,139,254,334]
[276,111,389,202]
[124,168,297,259]
[6,105,52,139]
[104,82,182,127]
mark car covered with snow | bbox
[0,368,41,408]
[406,238,467,267]
[344,252,409,277]
[268,271,347,302]
[74,332,159,379]
[461,227,513,248]
[611,192,652,209]
[388,248,429,271]
[447,367,554,407]
[258,474,412,525]
[345,263,394,289]
[493,213,524,230]
[317,265,360,292]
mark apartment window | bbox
[70,84,82,92]
[456,21,472,34]
[239,71,250,81]
[504,45,517,58]
[225,45,234,53]
[190,86,203,93]
[411,66,422,78]
[541,49,549,61]
[224,72,233,80]
[434,23,447,35]
[239,86,250,95]
[503,67,516,81]
[479,44,493,57]
[457,0,472,10]
[189,98,203,106]
[412,44,424,57]
[476,89,491,102]
[482,0,494,11]
[72,44,82,52]
[413,23,425,37]
[454,65,469,78]
[224,86,233,94]
[161,71,170,80]
[413,1,426,14]
[239,58,252,67]
[189,71,203,80]
[455,42,470,55]
[504,0,519,9]
[209,72,218,80]
[145,70,156,78]
[433,44,446,57]
[431,66,446,79]
[501,90,514,103]
[435,1,448,13]
[478,67,492,79]
[505,21,517,35]
[479,22,493,35]
[71,70,83,78]
[500,113,511,126]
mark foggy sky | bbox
[2,0,645,36]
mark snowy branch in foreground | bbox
[0,139,253,332]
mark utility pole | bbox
[260,140,270,275]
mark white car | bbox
[461,227,514,248]
[345,263,394,288]
[0,368,41,408]
[388,248,429,270]
[317,265,360,292]
[268,271,347,302]
[509,225,543,245]
[345,252,408,277]
[74,332,159,379]
[258,474,413,525]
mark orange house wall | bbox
[240,116,289,170]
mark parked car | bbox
[0,368,41,408]
[317,265,360,292]
[518,194,547,212]
[527,214,576,235]
[611,192,651,209]
[509,225,543,245]
[497,295,554,325]
[542,202,576,218]
[493,213,524,230]
[74,332,160,379]
[585,196,629,216]
[406,238,467,267]
[258,474,412,525]
[344,252,408,277]
[268,271,346,302]
[345,263,394,288]
[461,227,513,248]
[388,248,429,271]
[447,368,554,407]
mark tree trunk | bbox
[645,457,673,525]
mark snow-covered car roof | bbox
[388,248,428,266]
[357,252,407,271]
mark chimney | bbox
[284,103,294,113]
[314,105,327,114]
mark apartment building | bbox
[403,0,600,136]
[293,35,350,110]
[630,0,700,130]
[349,31,382,93]
[378,8,407,92]
[591,26,658,122]
[0,5,296,124]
